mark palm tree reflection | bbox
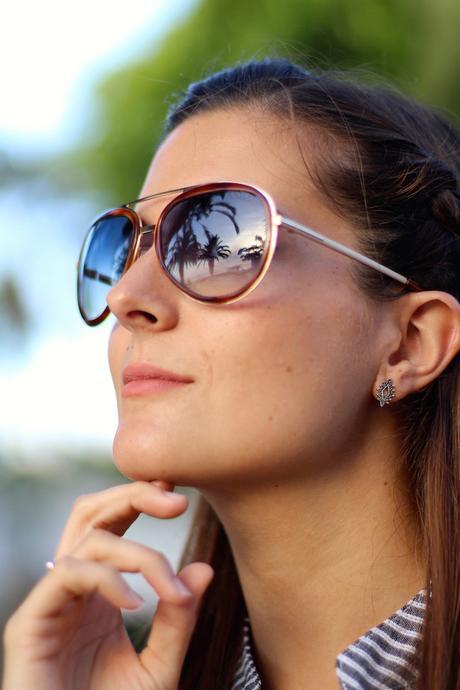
[237,235,265,267]
[198,229,231,275]
[166,225,201,285]
[164,192,266,283]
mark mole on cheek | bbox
[285,365,293,373]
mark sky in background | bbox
[1,0,195,158]
[0,0,196,464]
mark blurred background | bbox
[1,0,459,662]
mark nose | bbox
[107,237,180,332]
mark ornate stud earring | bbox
[376,378,396,407]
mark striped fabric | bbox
[231,587,427,690]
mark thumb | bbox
[139,562,214,686]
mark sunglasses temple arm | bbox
[280,216,423,291]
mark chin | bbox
[113,433,169,482]
[111,425,196,485]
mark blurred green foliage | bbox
[65,0,460,205]
[1,0,459,341]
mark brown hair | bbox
[149,58,460,689]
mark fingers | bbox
[55,481,188,556]
[12,529,199,629]
[8,557,143,628]
[140,562,215,685]
[71,529,192,603]
[4,480,205,690]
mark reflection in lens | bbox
[159,190,270,299]
[78,214,134,322]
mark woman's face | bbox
[108,107,383,490]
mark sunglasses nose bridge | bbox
[138,223,156,256]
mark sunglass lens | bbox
[158,190,270,300]
[78,213,134,323]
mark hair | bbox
[141,57,460,689]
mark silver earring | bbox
[376,378,396,407]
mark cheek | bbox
[108,325,129,405]
[203,292,373,478]
[108,278,375,487]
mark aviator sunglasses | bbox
[77,181,423,325]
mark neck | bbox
[201,422,426,690]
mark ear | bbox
[374,291,460,403]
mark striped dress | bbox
[231,587,427,690]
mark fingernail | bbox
[174,577,192,597]
[151,480,171,490]
[162,490,183,500]
[151,480,176,493]
[127,590,145,608]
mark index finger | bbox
[55,481,188,557]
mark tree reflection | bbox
[166,225,201,284]
[237,234,265,267]
[165,192,240,280]
[112,235,130,281]
[198,229,231,275]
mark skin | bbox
[2,480,214,690]
[107,107,460,689]
[3,106,459,690]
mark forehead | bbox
[150,109,300,182]
[139,108,312,213]
[137,107,356,249]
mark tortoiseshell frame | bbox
[77,181,423,326]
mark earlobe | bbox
[373,291,460,404]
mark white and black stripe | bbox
[230,619,262,690]
[231,588,427,690]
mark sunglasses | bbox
[77,180,423,326]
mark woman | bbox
[2,57,460,690]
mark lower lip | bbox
[122,378,192,398]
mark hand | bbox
[1,480,214,690]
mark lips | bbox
[121,363,194,398]
[123,363,194,385]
